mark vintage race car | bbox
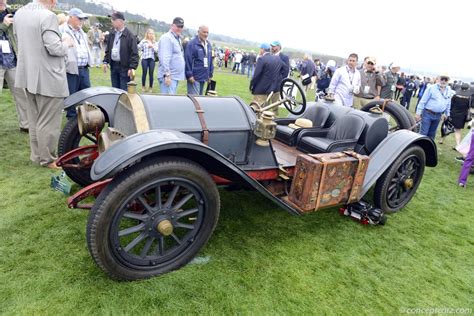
[57,79,437,280]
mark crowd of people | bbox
[0,0,472,187]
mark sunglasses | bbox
[440,77,449,82]
[367,62,375,65]
[176,25,184,29]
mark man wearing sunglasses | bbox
[416,75,453,140]
[158,17,185,94]
[353,56,383,109]
[63,8,91,119]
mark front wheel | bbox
[58,118,97,186]
[373,146,426,213]
[86,158,220,280]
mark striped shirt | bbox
[138,40,158,60]
[69,26,89,67]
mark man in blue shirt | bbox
[184,25,213,95]
[416,75,452,140]
[158,17,185,94]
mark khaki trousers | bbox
[252,93,279,116]
[0,67,29,129]
[353,96,373,109]
[24,90,63,166]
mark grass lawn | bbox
[0,66,472,315]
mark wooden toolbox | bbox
[288,151,370,212]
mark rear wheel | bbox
[86,158,220,280]
[373,146,426,213]
[58,118,97,186]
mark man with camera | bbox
[0,0,29,133]
[327,53,361,107]
[87,23,104,68]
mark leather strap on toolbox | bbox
[344,151,365,202]
[309,154,340,210]
[187,94,209,145]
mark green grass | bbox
[0,67,472,315]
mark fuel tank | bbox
[112,93,257,164]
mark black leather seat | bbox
[296,113,366,154]
[275,104,330,145]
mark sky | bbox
[93,0,473,80]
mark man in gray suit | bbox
[13,0,73,169]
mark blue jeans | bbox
[110,61,130,91]
[187,81,205,95]
[141,58,155,88]
[66,67,91,119]
[247,64,254,78]
[240,63,246,74]
[159,79,179,94]
[419,109,442,140]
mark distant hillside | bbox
[8,0,343,62]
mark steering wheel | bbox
[279,78,306,115]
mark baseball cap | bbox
[69,8,88,19]
[270,40,281,47]
[260,43,270,50]
[173,17,184,27]
[391,62,401,68]
[108,11,125,21]
[366,56,376,64]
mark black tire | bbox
[373,145,426,213]
[57,118,95,187]
[361,100,415,132]
[86,157,220,281]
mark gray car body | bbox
[66,88,438,215]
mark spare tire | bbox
[361,100,415,132]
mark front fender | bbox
[91,129,301,216]
[362,129,437,196]
[64,86,125,124]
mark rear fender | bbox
[91,129,300,216]
[64,86,125,124]
[362,130,437,196]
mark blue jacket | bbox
[250,53,284,95]
[184,36,214,81]
[279,53,290,80]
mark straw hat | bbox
[288,118,313,129]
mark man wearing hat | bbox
[13,0,74,169]
[416,75,453,140]
[270,40,290,109]
[103,11,138,91]
[87,23,104,68]
[63,8,92,119]
[353,56,383,109]
[0,0,29,133]
[249,43,284,112]
[380,62,400,99]
[157,17,185,94]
